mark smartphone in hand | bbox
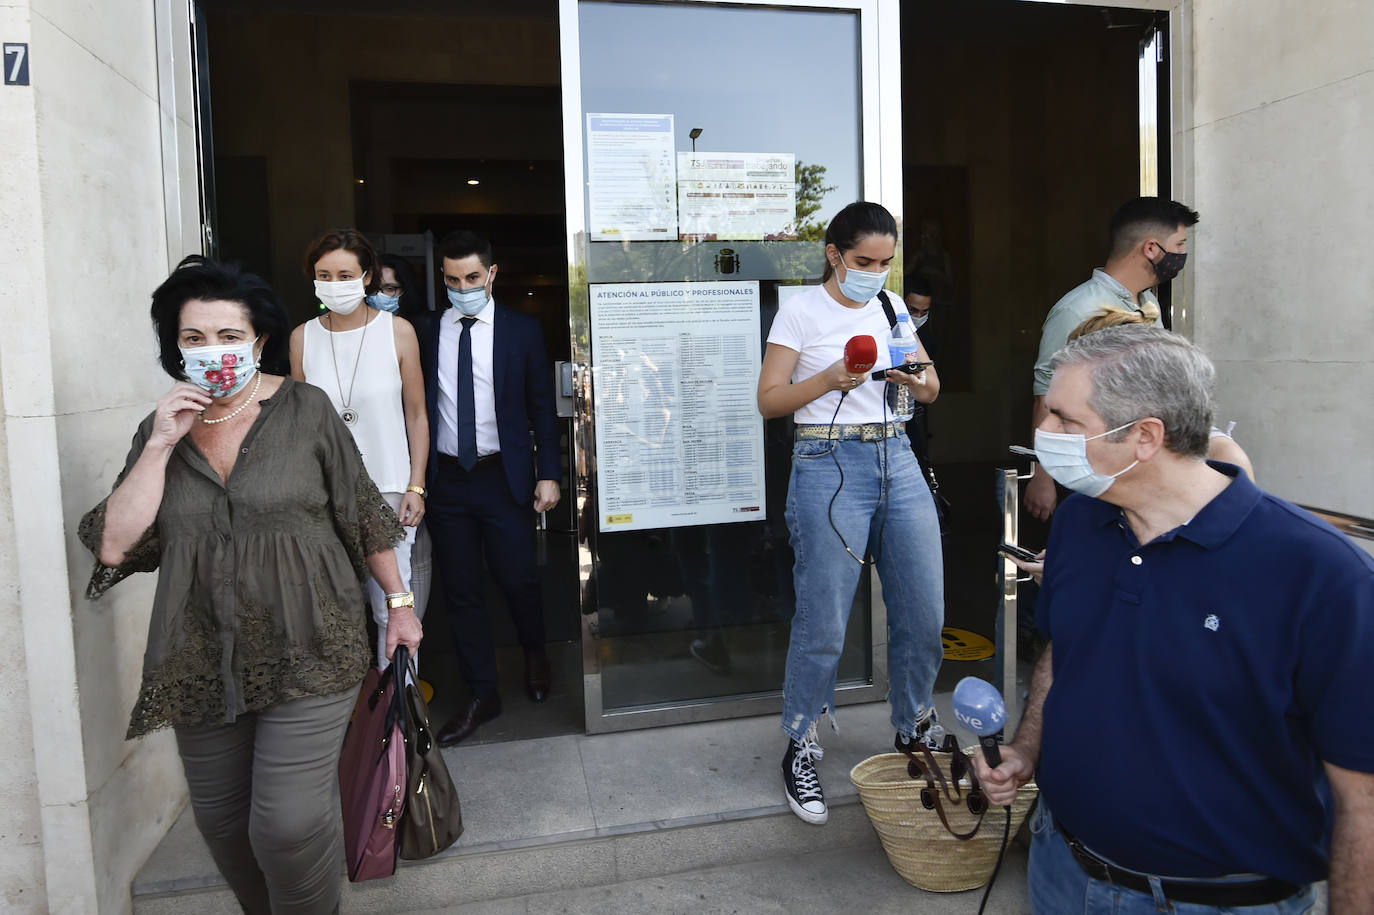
[998,542,1039,563]
[871,361,934,381]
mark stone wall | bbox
[1189,0,1374,513]
[1,0,195,911]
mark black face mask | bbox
[1150,248,1187,283]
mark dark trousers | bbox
[427,453,546,697]
[174,688,356,915]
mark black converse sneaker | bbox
[782,725,827,825]
[895,710,947,754]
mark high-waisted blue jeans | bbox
[781,434,944,742]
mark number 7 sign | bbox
[4,43,30,86]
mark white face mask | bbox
[315,276,367,314]
[1033,419,1141,498]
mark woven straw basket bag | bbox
[850,751,1038,892]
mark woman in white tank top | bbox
[290,228,430,668]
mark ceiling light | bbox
[467,179,480,186]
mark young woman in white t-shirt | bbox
[758,201,946,825]
[290,228,430,669]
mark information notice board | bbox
[677,152,796,241]
[590,282,766,532]
[586,113,678,241]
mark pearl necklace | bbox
[199,371,263,425]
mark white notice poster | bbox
[677,152,796,241]
[591,282,765,532]
[586,114,678,241]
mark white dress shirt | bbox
[437,300,500,458]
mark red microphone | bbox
[844,335,878,374]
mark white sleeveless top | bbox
[302,310,411,493]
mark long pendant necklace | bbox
[326,312,369,426]
[200,371,263,425]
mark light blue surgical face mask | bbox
[446,272,491,316]
[910,313,930,330]
[834,257,889,304]
[366,292,401,314]
[1033,419,1141,498]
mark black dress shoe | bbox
[525,649,552,703]
[437,695,502,747]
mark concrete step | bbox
[132,699,1026,913]
[401,839,1030,915]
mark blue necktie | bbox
[457,317,478,471]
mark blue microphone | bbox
[953,677,1006,768]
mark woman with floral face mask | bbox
[78,256,421,913]
[290,228,431,668]
[757,202,946,827]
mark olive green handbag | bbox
[398,666,464,859]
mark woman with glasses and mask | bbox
[290,228,430,668]
[757,202,946,827]
[79,256,421,913]
[367,252,428,323]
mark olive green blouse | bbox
[79,377,403,738]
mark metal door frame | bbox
[560,0,900,732]
[153,0,215,266]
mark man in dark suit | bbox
[423,230,562,746]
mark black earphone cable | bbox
[977,806,1014,915]
[825,392,868,564]
[826,378,899,567]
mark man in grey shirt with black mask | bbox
[1025,196,1197,521]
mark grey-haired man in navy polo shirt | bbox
[979,326,1374,914]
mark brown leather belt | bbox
[1055,819,1301,908]
[437,452,501,471]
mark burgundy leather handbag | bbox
[338,647,410,882]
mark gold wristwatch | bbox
[385,591,415,611]
[406,484,426,498]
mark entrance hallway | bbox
[131,697,1031,913]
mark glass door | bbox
[559,0,902,731]
[190,1,217,257]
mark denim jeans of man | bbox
[781,434,944,741]
[1028,800,1320,914]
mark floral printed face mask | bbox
[180,339,259,398]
